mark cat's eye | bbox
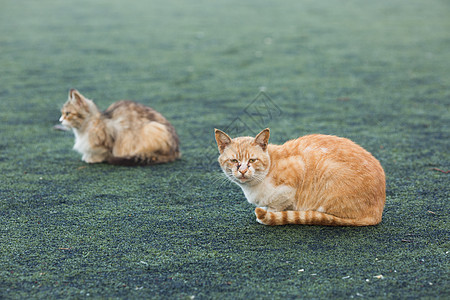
[65,112,70,116]
[230,159,239,163]
[248,159,257,163]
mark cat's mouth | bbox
[236,175,250,183]
[227,171,252,184]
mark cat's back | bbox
[272,134,384,177]
[103,100,168,125]
[282,134,375,160]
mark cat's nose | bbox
[59,116,63,122]
[238,167,248,175]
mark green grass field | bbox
[1,0,449,298]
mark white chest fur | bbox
[73,130,91,155]
[240,179,296,211]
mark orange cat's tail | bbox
[255,208,381,226]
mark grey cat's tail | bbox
[107,157,143,166]
[107,152,180,166]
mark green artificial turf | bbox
[1,0,449,298]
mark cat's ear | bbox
[69,89,87,108]
[215,129,232,154]
[254,128,270,151]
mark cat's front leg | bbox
[255,206,279,212]
[264,201,294,212]
[266,206,279,212]
[82,152,106,163]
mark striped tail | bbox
[254,208,380,226]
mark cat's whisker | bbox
[210,173,234,188]
[210,173,226,184]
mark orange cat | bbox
[60,89,180,165]
[215,128,385,226]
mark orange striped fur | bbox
[215,128,386,226]
[60,89,180,165]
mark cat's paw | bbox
[83,156,104,163]
[255,207,268,225]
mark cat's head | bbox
[215,128,271,186]
[59,89,98,129]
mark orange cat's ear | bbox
[215,129,232,154]
[254,128,270,151]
